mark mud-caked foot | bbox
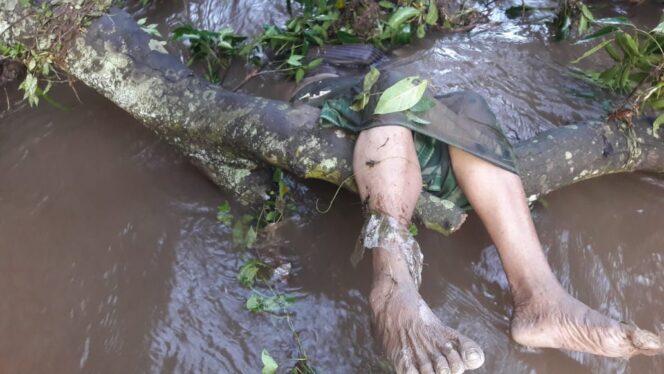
[370,275,484,374]
[511,289,663,358]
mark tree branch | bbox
[2,7,662,235]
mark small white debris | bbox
[148,39,168,54]
[298,89,331,101]
[441,199,455,209]
[565,151,572,160]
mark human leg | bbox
[449,147,662,358]
[354,125,485,374]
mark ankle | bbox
[372,248,414,283]
[511,281,565,309]
[357,212,424,287]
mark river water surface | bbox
[0,0,662,373]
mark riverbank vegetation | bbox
[567,4,664,131]
[167,0,664,133]
[0,0,114,105]
[6,2,659,126]
[172,0,486,85]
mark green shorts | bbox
[291,70,517,210]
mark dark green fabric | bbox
[291,70,517,210]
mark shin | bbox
[354,127,485,374]
[449,146,662,358]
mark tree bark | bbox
[1,7,662,235]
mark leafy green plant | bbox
[137,17,161,37]
[247,285,315,372]
[0,41,58,107]
[240,1,335,82]
[172,25,246,83]
[552,0,594,40]
[217,204,256,249]
[236,0,449,83]
[571,12,664,130]
[350,66,380,111]
[261,350,279,374]
[374,75,428,114]
[350,67,431,113]
[246,292,297,314]
[408,223,419,236]
[261,168,293,224]
[351,68,434,129]
[261,348,316,374]
[1,0,114,106]
[238,259,269,288]
[233,214,258,249]
[226,192,315,373]
[374,0,439,46]
[215,168,293,249]
[216,201,233,225]
[291,361,316,374]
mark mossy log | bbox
[2,7,663,235]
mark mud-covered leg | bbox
[449,147,662,358]
[354,126,485,374]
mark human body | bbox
[292,45,662,373]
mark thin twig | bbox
[232,65,291,92]
[315,155,414,214]
[315,172,356,214]
[4,86,10,111]
[67,76,82,103]
[0,11,31,38]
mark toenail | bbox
[464,349,482,362]
[443,342,454,350]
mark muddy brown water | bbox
[1,0,663,373]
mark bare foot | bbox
[370,263,484,374]
[511,288,663,358]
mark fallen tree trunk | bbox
[1,6,663,235]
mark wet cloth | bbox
[352,212,424,287]
[291,66,517,210]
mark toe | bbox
[409,335,436,374]
[456,336,485,370]
[439,342,465,374]
[419,362,436,374]
[395,352,417,374]
[434,355,450,374]
[393,343,416,374]
[628,327,662,355]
